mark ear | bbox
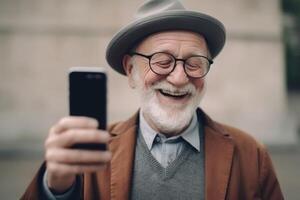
[122,55,136,88]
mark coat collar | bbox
[108,109,235,200]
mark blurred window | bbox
[282,0,300,91]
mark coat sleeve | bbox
[20,162,48,200]
[259,148,284,200]
[20,162,83,200]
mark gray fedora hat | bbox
[106,0,226,75]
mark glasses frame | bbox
[129,51,213,78]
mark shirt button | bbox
[155,136,161,143]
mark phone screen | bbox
[69,67,107,150]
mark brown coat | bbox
[21,109,284,200]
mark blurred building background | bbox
[0,0,299,199]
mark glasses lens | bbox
[150,53,174,74]
[185,56,209,77]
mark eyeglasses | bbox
[129,52,213,78]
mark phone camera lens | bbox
[95,75,101,79]
[86,74,93,79]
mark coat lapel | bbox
[109,113,139,200]
[202,112,235,200]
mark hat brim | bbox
[106,10,226,75]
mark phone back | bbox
[69,67,107,150]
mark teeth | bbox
[160,89,188,96]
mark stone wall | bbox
[0,0,297,145]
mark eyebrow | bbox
[150,50,209,58]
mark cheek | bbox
[132,61,154,88]
[135,59,165,89]
[192,79,205,92]
[143,69,164,89]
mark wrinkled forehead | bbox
[134,30,209,54]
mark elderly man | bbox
[22,0,283,199]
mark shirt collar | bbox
[139,111,200,152]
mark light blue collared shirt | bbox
[139,111,200,168]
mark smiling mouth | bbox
[158,89,190,99]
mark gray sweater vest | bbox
[130,124,205,200]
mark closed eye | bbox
[153,61,172,68]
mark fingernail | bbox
[90,119,98,127]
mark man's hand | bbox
[44,116,112,193]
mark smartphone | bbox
[69,66,107,150]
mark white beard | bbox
[131,66,206,134]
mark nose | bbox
[166,61,189,87]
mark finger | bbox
[47,162,108,176]
[45,129,111,148]
[46,148,112,164]
[51,116,99,134]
